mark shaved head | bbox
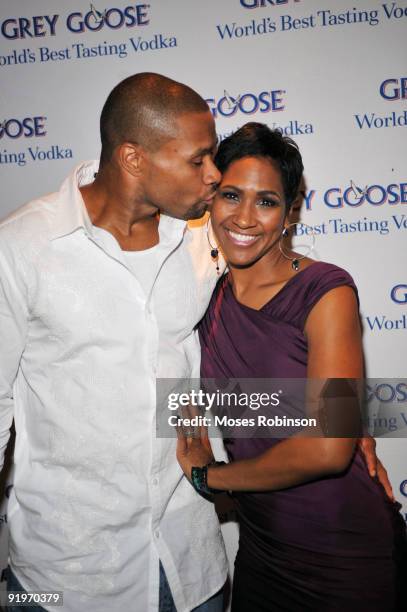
[99,72,210,165]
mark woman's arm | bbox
[177,285,364,492]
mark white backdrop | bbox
[1,0,406,604]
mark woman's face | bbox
[211,156,287,268]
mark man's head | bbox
[99,73,220,220]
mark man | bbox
[0,73,227,612]
[0,72,391,612]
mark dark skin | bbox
[177,156,394,499]
[80,110,220,250]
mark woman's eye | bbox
[222,191,239,201]
[258,198,278,207]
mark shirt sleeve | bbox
[0,251,28,471]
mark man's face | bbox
[140,111,221,220]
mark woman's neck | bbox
[227,248,293,309]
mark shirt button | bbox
[154,530,160,539]
[152,477,158,486]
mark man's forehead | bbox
[172,112,217,151]
[174,111,215,134]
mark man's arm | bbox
[0,251,28,471]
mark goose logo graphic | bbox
[206,87,285,119]
[89,3,108,24]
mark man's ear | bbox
[117,142,145,177]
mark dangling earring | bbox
[206,217,220,275]
[279,222,315,272]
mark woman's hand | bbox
[176,428,215,482]
[358,437,395,501]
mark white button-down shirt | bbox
[0,161,227,612]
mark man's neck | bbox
[79,166,159,251]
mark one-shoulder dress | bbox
[199,262,406,612]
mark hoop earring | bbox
[279,222,315,271]
[206,217,220,274]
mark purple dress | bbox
[199,262,406,612]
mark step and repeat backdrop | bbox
[1,0,406,596]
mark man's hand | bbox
[358,437,395,501]
[176,427,214,482]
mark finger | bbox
[200,422,209,442]
[200,426,213,453]
[175,422,185,440]
[176,429,187,456]
[359,437,377,477]
[377,460,395,501]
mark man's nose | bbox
[203,158,221,186]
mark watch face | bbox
[191,466,208,493]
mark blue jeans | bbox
[159,562,224,612]
[7,566,223,611]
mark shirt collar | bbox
[50,160,98,240]
[50,160,188,244]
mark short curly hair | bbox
[215,122,303,210]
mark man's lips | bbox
[202,192,216,203]
[224,228,260,247]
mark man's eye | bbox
[192,159,203,166]
[258,198,278,207]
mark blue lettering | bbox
[216,22,235,39]
[240,93,259,114]
[397,383,407,402]
[104,8,125,29]
[387,183,400,204]
[1,14,59,39]
[391,284,407,304]
[240,0,298,7]
[366,184,387,205]
[355,110,407,129]
[354,113,374,128]
[380,77,407,100]
[392,214,407,229]
[324,188,343,208]
[302,190,315,211]
[366,316,385,330]
[258,90,271,112]
[382,2,407,20]
[0,117,47,139]
[66,4,149,34]
[44,14,59,36]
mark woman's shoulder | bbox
[300,260,357,290]
[269,260,359,331]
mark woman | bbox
[177,123,406,611]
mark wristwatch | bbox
[191,461,226,496]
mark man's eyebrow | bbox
[190,142,218,158]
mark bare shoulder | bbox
[306,284,359,328]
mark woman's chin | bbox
[225,254,259,269]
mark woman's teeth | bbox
[226,229,258,244]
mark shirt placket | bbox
[147,231,184,556]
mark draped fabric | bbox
[199,262,407,611]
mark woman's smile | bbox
[224,228,260,247]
